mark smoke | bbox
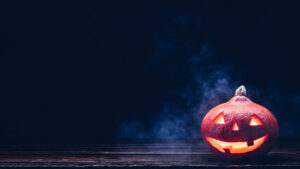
[116,11,235,140]
[117,10,300,140]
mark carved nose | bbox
[232,121,239,131]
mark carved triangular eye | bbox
[213,112,225,124]
[249,114,263,126]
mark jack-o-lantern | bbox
[201,85,278,159]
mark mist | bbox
[117,10,300,140]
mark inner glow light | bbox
[249,114,263,126]
[213,112,225,124]
[206,134,268,154]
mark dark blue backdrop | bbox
[0,0,299,144]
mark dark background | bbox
[0,0,299,144]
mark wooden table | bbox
[0,140,299,168]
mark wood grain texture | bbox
[0,140,298,168]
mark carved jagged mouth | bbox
[206,134,268,154]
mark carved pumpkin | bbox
[201,85,279,159]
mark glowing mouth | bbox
[206,134,268,154]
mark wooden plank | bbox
[0,141,298,168]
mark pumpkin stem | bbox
[235,85,246,96]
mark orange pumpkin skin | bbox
[201,86,279,159]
